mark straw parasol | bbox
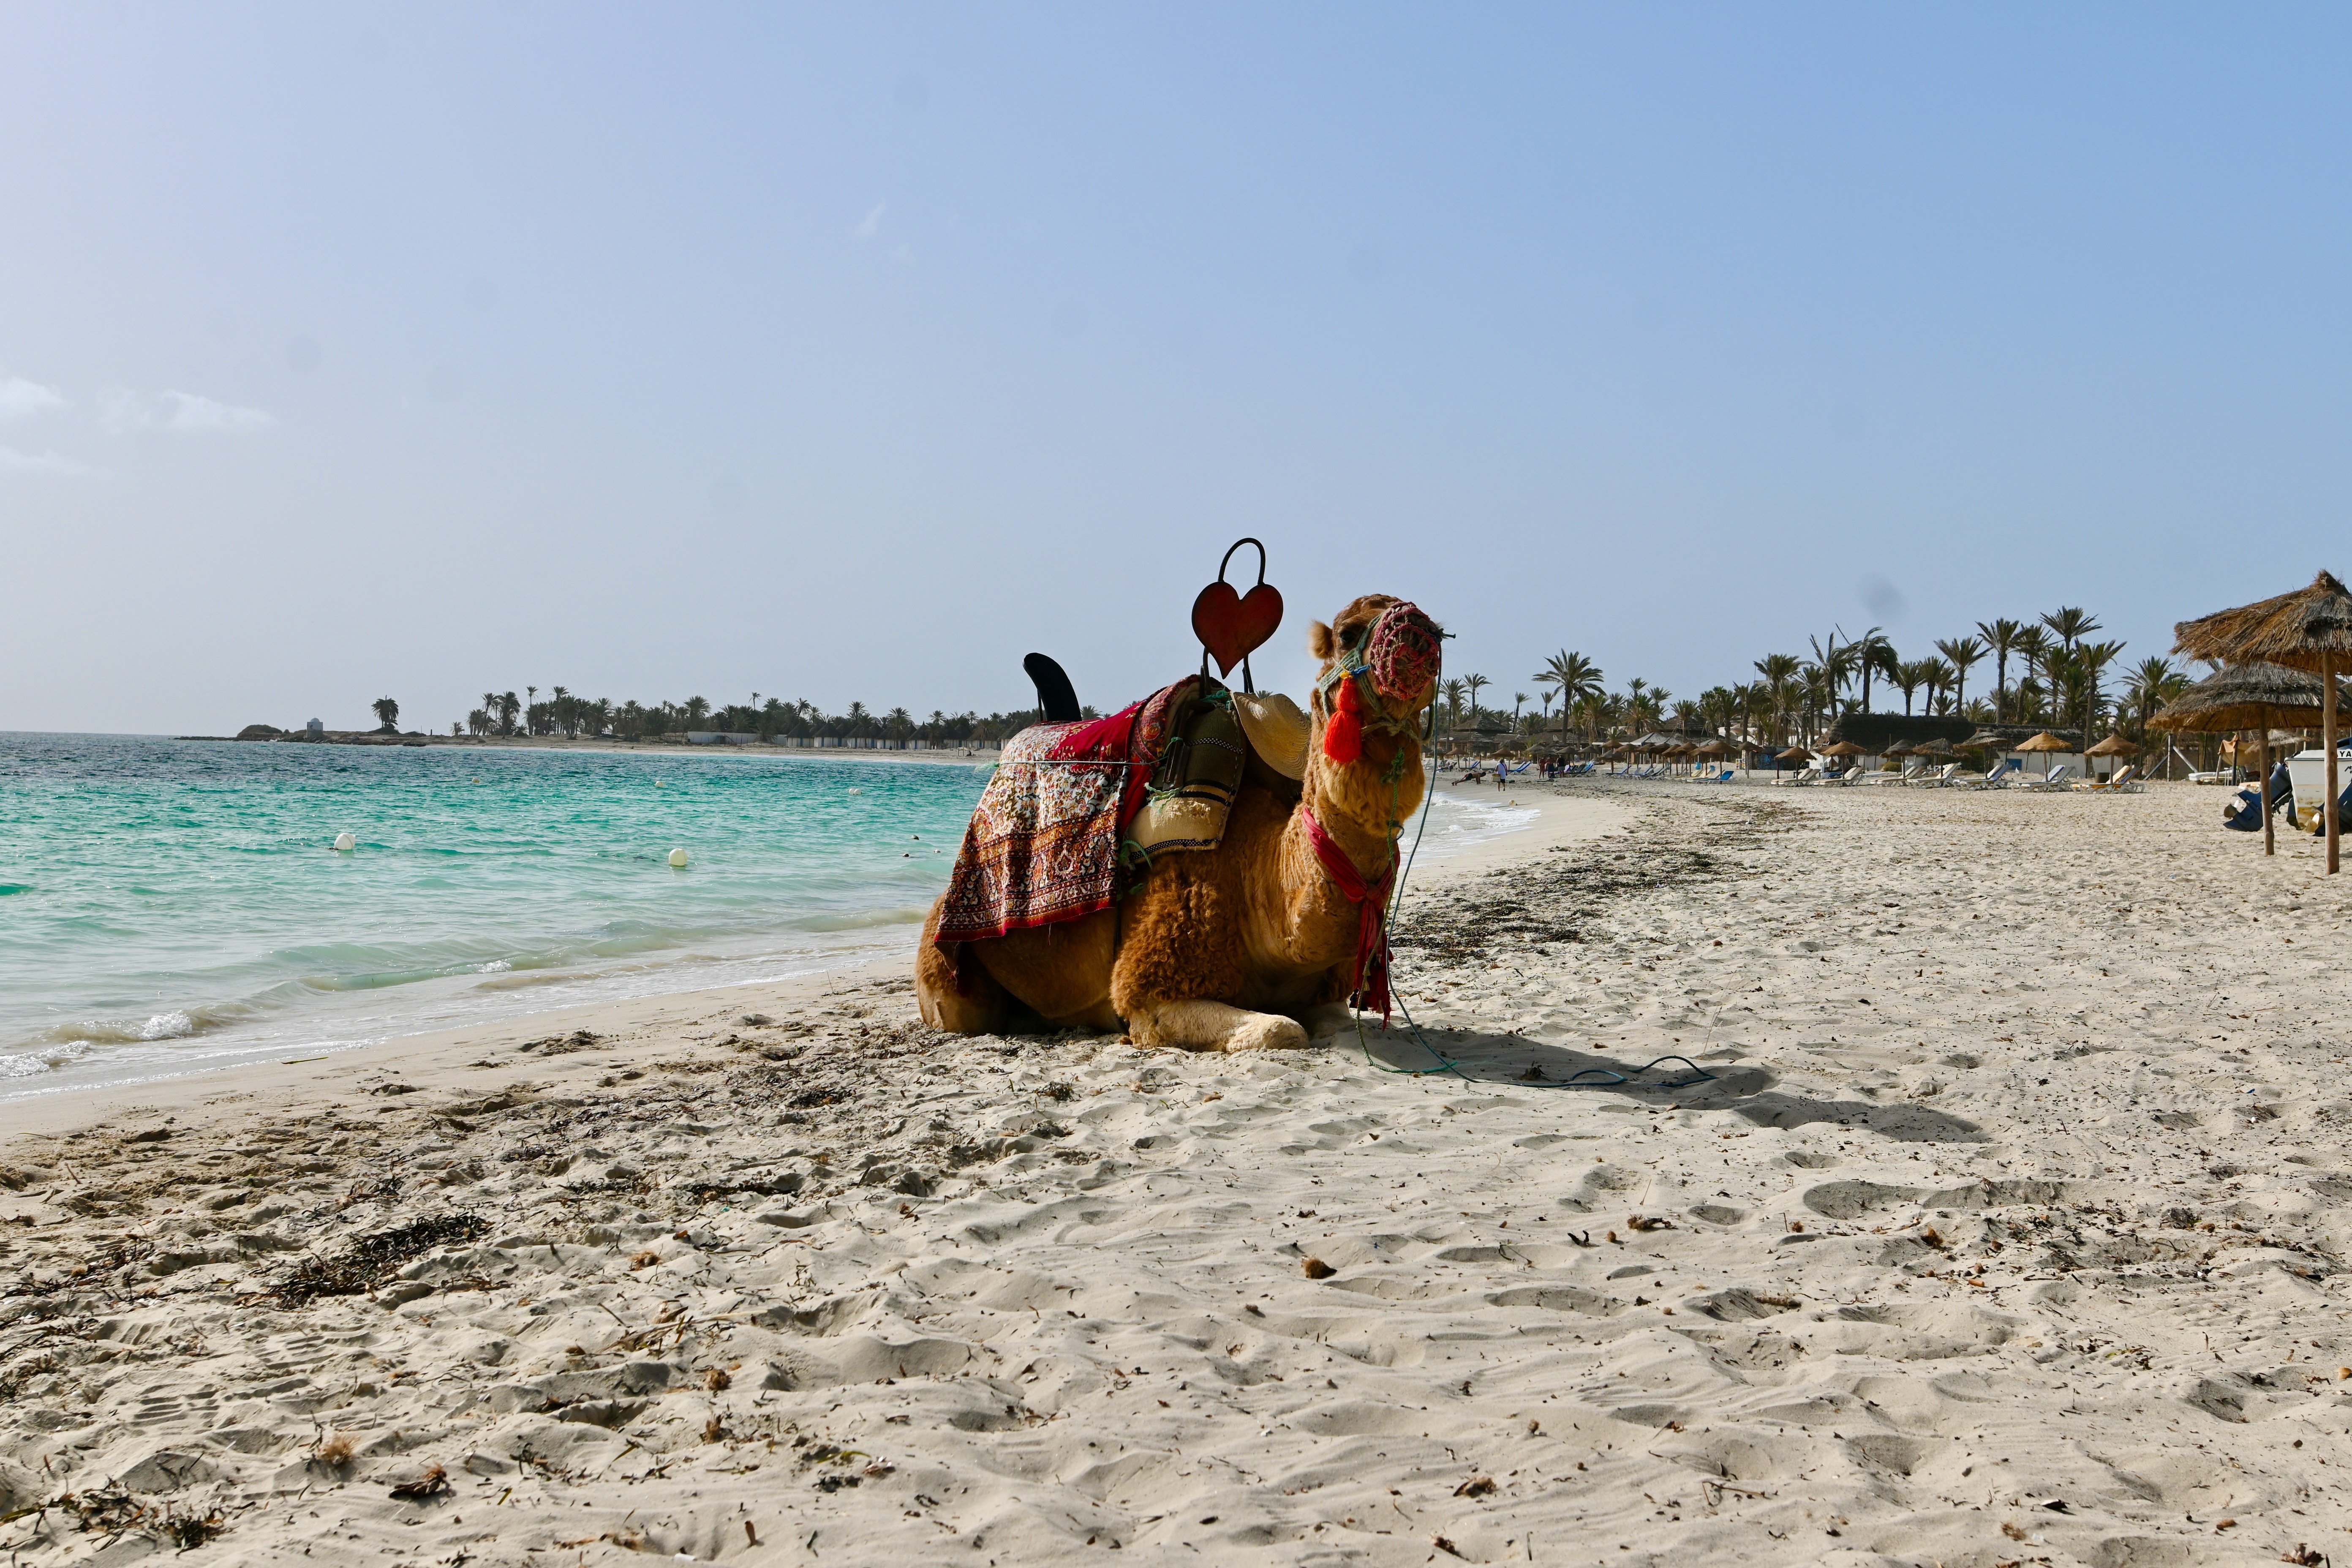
[1914,738,1955,757]
[2150,661,2336,856]
[2085,735,2139,757]
[1767,743,1813,770]
[1818,740,1866,757]
[2177,571,2352,872]
[1955,730,2005,752]
[2014,731,2071,780]
[1694,738,1731,756]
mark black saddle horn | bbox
[1024,653,1082,723]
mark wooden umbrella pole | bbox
[2314,649,2333,870]
[2259,724,2274,857]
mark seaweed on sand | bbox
[269,1214,490,1308]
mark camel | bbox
[915,594,1437,1053]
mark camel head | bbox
[1304,595,1442,832]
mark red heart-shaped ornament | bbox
[1191,580,1285,676]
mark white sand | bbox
[5,778,2349,1567]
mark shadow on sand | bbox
[1356,1025,1985,1144]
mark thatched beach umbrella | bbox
[1914,738,1955,757]
[2012,731,2070,779]
[2151,661,2335,856]
[2176,572,2352,872]
[2085,735,2139,757]
[1818,740,1865,757]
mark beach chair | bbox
[2016,764,2073,791]
[2078,764,2140,792]
[1963,758,2024,789]
[1778,763,1822,786]
[1907,762,1961,787]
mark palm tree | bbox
[2079,639,2127,735]
[2122,656,2186,740]
[1975,619,2025,723]
[1843,628,1892,712]
[1535,651,1603,745]
[1440,678,1467,731]
[498,691,521,736]
[1889,659,1927,716]
[1753,654,1802,742]
[683,695,711,729]
[2041,607,2101,654]
[1934,637,1985,715]
[1462,673,1491,720]
[1810,633,1858,720]
[1511,692,1528,731]
[526,686,538,735]
[1922,658,1957,715]
[371,696,400,731]
[2012,627,2051,720]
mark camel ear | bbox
[1307,621,1335,661]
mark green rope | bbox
[1348,664,1715,1094]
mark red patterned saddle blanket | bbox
[932,678,1195,945]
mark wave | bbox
[27,1002,254,1048]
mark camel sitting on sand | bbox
[915,593,1437,1053]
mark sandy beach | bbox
[6,777,2351,1567]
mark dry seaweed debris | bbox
[268,1214,490,1308]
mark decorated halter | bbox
[1317,600,1444,766]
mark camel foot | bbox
[1223,1013,1309,1053]
[1132,999,1309,1054]
[1302,1003,1357,1041]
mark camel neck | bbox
[1300,777,1400,885]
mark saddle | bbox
[1125,686,1308,860]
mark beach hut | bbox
[2176,571,2352,873]
[2150,662,2336,856]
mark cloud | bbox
[98,388,277,435]
[855,201,887,240]
[0,376,66,422]
[0,446,95,477]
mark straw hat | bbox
[1232,691,1309,781]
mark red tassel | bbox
[1323,678,1365,765]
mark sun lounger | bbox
[1906,762,1961,787]
[1778,764,1823,786]
[2014,764,2073,791]
[2080,764,2142,793]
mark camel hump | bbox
[1024,653,1082,723]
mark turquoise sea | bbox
[0,735,1533,1098]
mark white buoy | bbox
[668,847,690,868]
[848,787,862,795]
[333,832,357,852]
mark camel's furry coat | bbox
[915,594,1431,1052]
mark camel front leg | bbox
[1301,1002,1357,1041]
[1131,999,1308,1054]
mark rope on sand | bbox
[1353,756,1715,1093]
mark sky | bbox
[6,4,2352,735]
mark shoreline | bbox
[0,788,1618,1136]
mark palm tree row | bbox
[452,689,1091,749]
[1518,607,2196,754]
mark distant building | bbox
[306,719,324,739]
